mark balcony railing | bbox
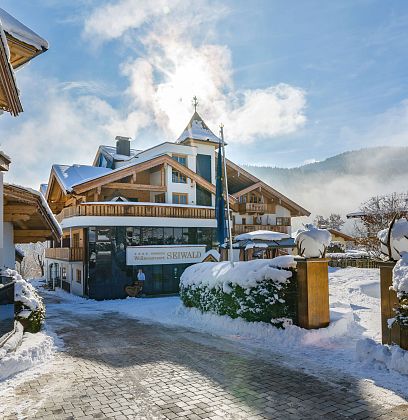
[232,224,290,236]
[45,247,84,261]
[237,203,275,214]
[56,203,215,223]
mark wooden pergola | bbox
[4,184,61,243]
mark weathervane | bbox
[192,96,198,112]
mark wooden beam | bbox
[4,204,37,214]
[3,214,31,222]
[14,229,53,237]
[103,183,167,192]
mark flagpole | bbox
[220,124,234,264]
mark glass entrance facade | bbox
[86,226,216,300]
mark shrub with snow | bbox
[378,217,408,261]
[2,268,45,333]
[295,224,331,258]
[179,257,297,327]
[392,253,408,327]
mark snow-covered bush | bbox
[179,257,297,327]
[378,217,408,261]
[2,268,45,333]
[295,224,331,258]
[392,253,408,327]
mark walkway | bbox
[1,296,408,419]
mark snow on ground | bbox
[31,267,408,404]
[0,330,56,382]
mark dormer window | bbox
[172,154,187,166]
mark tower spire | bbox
[192,96,198,112]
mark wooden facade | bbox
[56,203,215,223]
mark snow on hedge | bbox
[393,253,408,296]
[180,257,295,291]
[295,224,331,258]
[378,217,408,261]
[180,257,297,326]
[2,269,42,311]
[356,338,408,376]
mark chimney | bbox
[116,136,131,156]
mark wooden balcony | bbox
[237,203,275,214]
[56,203,215,223]
[232,224,290,236]
[45,247,84,261]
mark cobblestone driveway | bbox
[1,299,408,419]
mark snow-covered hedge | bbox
[392,253,408,327]
[179,257,298,327]
[295,224,331,258]
[2,269,45,333]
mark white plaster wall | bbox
[150,170,161,185]
[276,205,291,217]
[70,262,85,296]
[0,222,14,269]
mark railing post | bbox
[296,258,330,329]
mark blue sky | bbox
[1,0,408,188]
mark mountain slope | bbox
[243,146,408,219]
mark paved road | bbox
[1,297,408,420]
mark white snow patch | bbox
[295,224,331,258]
[235,230,290,242]
[0,331,55,381]
[378,217,408,261]
[356,338,408,376]
[392,252,408,295]
[180,258,293,290]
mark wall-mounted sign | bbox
[126,245,207,266]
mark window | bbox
[276,217,291,226]
[172,154,187,166]
[196,185,212,206]
[155,193,165,203]
[172,170,187,183]
[61,266,67,280]
[172,193,188,204]
[76,269,82,284]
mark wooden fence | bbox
[329,258,380,269]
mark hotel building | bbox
[43,111,310,299]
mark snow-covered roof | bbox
[53,164,112,192]
[235,230,290,242]
[177,111,220,144]
[0,8,48,50]
[99,145,141,162]
[39,183,48,196]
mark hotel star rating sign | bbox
[126,245,206,265]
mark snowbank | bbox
[180,257,295,290]
[378,217,408,261]
[295,224,331,258]
[356,338,408,376]
[0,331,55,381]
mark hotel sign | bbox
[126,245,207,266]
